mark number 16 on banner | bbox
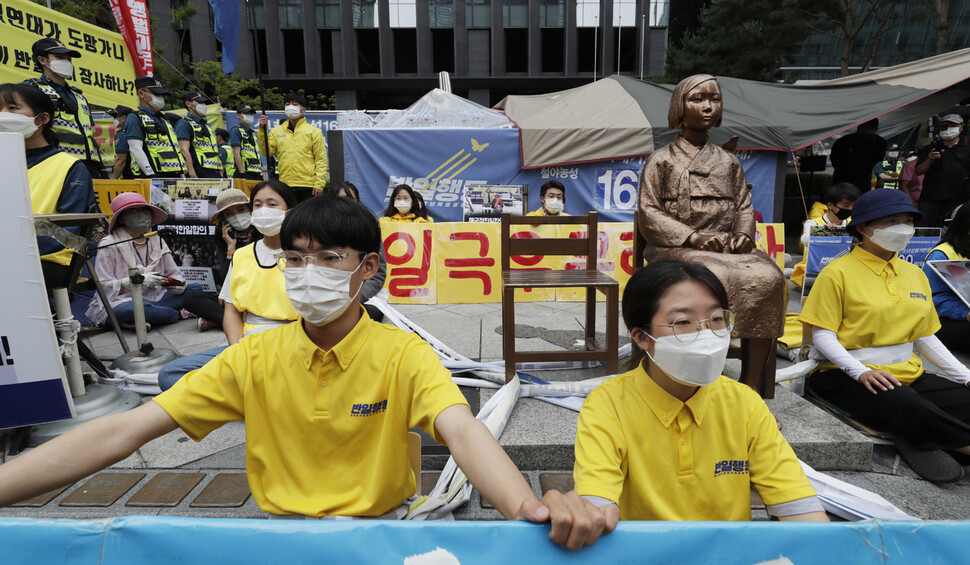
[596,168,640,212]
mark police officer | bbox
[214,128,233,177]
[229,104,263,180]
[874,143,904,189]
[124,76,187,178]
[108,105,136,179]
[25,38,106,179]
[176,91,224,178]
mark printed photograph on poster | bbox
[149,179,229,219]
[462,185,526,222]
[927,260,970,309]
[178,266,219,294]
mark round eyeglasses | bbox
[648,309,734,343]
[276,250,366,272]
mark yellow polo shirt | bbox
[380,213,432,223]
[574,366,816,521]
[798,246,940,384]
[526,207,569,217]
[153,309,468,516]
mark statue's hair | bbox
[667,74,722,129]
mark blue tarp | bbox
[0,516,964,564]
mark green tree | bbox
[664,0,813,82]
[186,60,335,111]
[30,0,116,31]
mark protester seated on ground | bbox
[85,193,201,329]
[0,195,614,551]
[157,181,298,391]
[799,189,970,484]
[380,184,432,223]
[527,180,568,216]
[180,188,261,332]
[790,183,861,289]
[922,202,970,355]
[1,83,97,289]
[335,181,387,322]
[573,260,827,522]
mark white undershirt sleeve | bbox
[127,139,155,176]
[812,327,869,381]
[915,335,970,385]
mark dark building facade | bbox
[149,0,669,109]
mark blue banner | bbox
[340,129,780,223]
[807,235,940,276]
[223,111,339,142]
[208,0,239,74]
[2,516,969,564]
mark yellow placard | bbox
[755,223,786,270]
[507,224,558,302]
[381,223,437,304]
[0,0,137,109]
[436,223,501,304]
[92,178,147,215]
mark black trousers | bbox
[811,369,970,451]
[291,186,315,203]
[936,317,970,355]
[182,291,223,327]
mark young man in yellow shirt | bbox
[0,196,611,550]
[527,180,568,216]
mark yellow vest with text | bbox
[28,152,78,266]
[220,143,235,177]
[187,118,223,173]
[232,124,262,174]
[136,111,187,175]
[229,243,299,334]
[28,79,102,166]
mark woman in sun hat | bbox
[799,188,970,484]
[86,192,202,328]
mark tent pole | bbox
[593,15,598,82]
[640,14,645,80]
[617,14,621,75]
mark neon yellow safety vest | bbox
[187,117,223,173]
[28,78,103,167]
[231,124,262,174]
[873,158,905,190]
[229,243,299,334]
[27,151,78,266]
[220,143,235,177]
[136,111,187,175]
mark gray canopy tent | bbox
[495,48,970,169]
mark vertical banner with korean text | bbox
[109,0,152,77]
[0,0,137,108]
[382,223,437,304]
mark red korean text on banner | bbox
[109,0,153,76]
[384,229,434,298]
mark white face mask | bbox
[194,103,208,116]
[226,211,252,231]
[148,94,165,111]
[888,151,899,159]
[645,329,730,388]
[251,207,286,236]
[941,126,961,140]
[394,199,411,213]
[867,223,915,253]
[240,113,255,126]
[544,198,564,214]
[0,112,40,139]
[48,59,74,79]
[907,155,918,162]
[284,105,302,119]
[113,118,121,129]
[285,261,364,326]
[124,209,153,232]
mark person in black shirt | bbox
[830,118,887,193]
[915,114,970,226]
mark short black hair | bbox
[540,180,566,199]
[942,201,970,258]
[823,182,861,206]
[250,180,297,209]
[336,181,360,202]
[215,128,230,141]
[281,195,381,254]
[0,83,57,146]
[284,92,308,108]
[622,260,730,333]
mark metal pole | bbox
[53,288,84,398]
[128,268,148,348]
[593,15,598,82]
[617,14,622,75]
[640,14,645,80]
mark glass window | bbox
[429,0,454,28]
[540,0,563,27]
[315,0,340,28]
[576,0,598,28]
[354,0,378,28]
[649,0,668,27]
[278,0,302,29]
[390,0,416,27]
[503,0,527,27]
[466,0,490,27]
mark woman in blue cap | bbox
[799,188,970,483]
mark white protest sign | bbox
[175,199,207,222]
[179,267,218,293]
[0,133,75,428]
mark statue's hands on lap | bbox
[688,232,725,252]
[728,233,755,254]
